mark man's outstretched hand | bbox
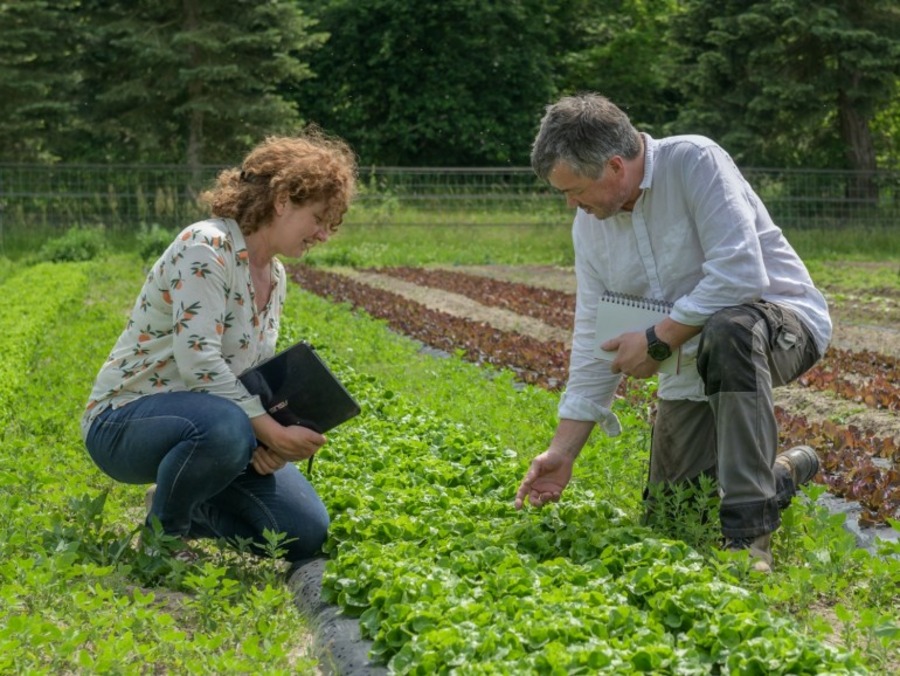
[514,450,574,510]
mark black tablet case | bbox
[238,341,360,434]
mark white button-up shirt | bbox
[559,134,832,436]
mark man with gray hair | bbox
[514,93,829,573]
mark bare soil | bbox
[447,263,900,356]
[334,264,900,445]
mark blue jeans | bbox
[85,392,329,562]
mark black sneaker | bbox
[725,533,773,573]
[775,445,820,487]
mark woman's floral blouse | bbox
[81,218,286,440]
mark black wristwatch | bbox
[646,326,672,361]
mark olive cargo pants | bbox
[648,301,821,539]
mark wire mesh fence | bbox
[1,163,897,243]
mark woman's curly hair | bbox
[200,129,358,236]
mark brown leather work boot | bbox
[725,533,773,573]
[775,445,820,487]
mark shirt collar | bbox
[639,132,657,191]
[222,217,247,250]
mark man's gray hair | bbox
[531,93,642,181]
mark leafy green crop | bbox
[0,257,317,674]
[0,262,89,426]
[1,256,896,673]
[276,295,871,673]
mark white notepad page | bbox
[592,291,681,375]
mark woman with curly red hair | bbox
[83,130,357,564]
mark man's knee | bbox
[699,306,757,357]
[697,306,761,393]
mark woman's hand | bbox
[251,445,287,475]
[269,424,327,462]
[252,414,326,463]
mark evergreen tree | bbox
[0,1,81,161]
[553,0,681,136]
[668,0,900,179]
[294,0,566,166]
[73,0,325,166]
[871,89,900,170]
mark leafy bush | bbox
[37,227,108,262]
[135,223,176,261]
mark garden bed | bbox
[3,255,897,674]
[289,263,900,529]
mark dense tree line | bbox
[1,0,898,170]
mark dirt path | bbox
[343,270,571,345]
[444,264,900,359]
[332,266,900,445]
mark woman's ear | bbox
[273,195,288,216]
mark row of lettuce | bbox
[283,290,877,672]
[0,257,885,673]
[0,259,315,674]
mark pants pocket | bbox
[759,302,819,386]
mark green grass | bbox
[0,257,13,285]
[787,227,900,261]
[302,222,899,269]
[289,221,579,268]
[6,211,897,269]
[805,259,900,292]
[2,218,898,671]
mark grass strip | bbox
[1,256,318,674]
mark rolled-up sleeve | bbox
[558,214,624,436]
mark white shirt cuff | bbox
[558,391,622,437]
[238,395,267,420]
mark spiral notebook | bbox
[593,291,681,375]
[238,341,361,434]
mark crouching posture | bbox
[83,131,357,564]
[514,94,829,572]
